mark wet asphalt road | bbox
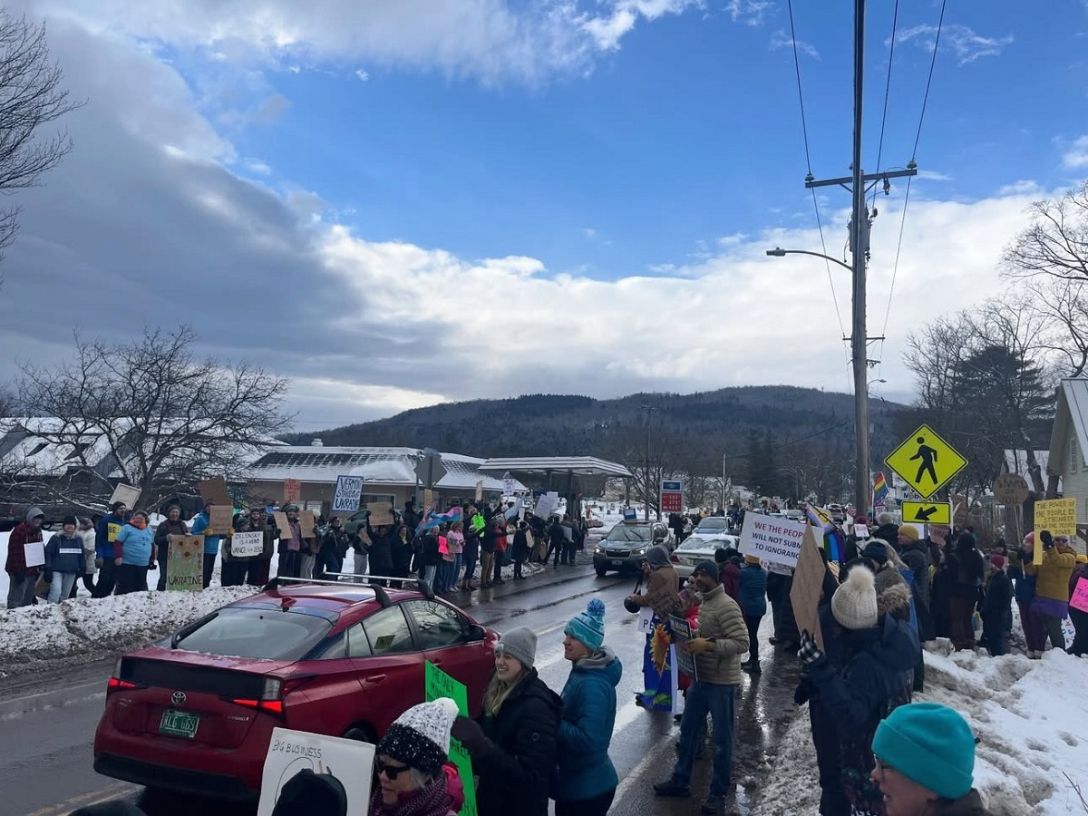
[0,561,801,816]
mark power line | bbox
[871,0,900,210]
[912,0,947,160]
[786,0,814,174]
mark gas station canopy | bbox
[477,457,633,479]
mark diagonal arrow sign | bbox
[913,506,937,521]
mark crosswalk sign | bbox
[885,424,968,500]
[901,501,951,526]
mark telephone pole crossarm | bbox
[805,166,917,190]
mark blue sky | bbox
[1,0,1086,429]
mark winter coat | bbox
[548,522,566,547]
[899,540,932,609]
[95,512,126,560]
[554,648,622,802]
[473,669,562,816]
[927,789,993,815]
[420,532,442,567]
[1026,545,1077,603]
[512,530,529,561]
[154,519,189,551]
[873,523,900,545]
[5,512,44,577]
[189,513,222,556]
[720,561,741,602]
[738,563,768,617]
[631,565,682,619]
[690,584,749,684]
[365,522,396,573]
[44,532,87,577]
[1071,563,1088,597]
[114,523,154,566]
[391,532,413,576]
[946,547,985,602]
[480,525,497,554]
[79,528,97,575]
[1013,548,1036,605]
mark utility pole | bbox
[641,405,655,521]
[805,0,916,514]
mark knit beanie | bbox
[862,539,890,565]
[565,598,606,651]
[989,554,1006,570]
[872,703,976,800]
[645,544,670,569]
[497,626,537,669]
[831,565,879,630]
[375,698,459,775]
[62,514,79,527]
[693,560,719,579]
[271,768,348,816]
[898,525,919,542]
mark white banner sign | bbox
[533,491,560,520]
[332,475,364,514]
[738,513,807,569]
[502,471,516,496]
[231,531,264,558]
[24,540,45,568]
[109,483,141,509]
[257,728,375,816]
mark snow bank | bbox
[0,587,257,674]
[752,644,1088,815]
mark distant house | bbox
[1047,379,1088,532]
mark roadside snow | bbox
[751,643,1088,816]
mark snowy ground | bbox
[752,643,1088,816]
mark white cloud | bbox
[582,227,597,238]
[725,0,774,27]
[915,170,951,181]
[243,158,272,175]
[894,24,1013,64]
[770,29,819,59]
[583,0,701,51]
[1063,135,1088,169]
[354,68,369,82]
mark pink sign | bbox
[1072,577,1088,614]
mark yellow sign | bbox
[901,501,951,526]
[1033,498,1076,566]
[884,424,968,500]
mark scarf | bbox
[130,518,148,530]
[368,774,453,816]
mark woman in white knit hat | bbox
[796,563,919,816]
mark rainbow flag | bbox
[873,472,889,509]
[805,504,845,563]
[416,505,463,532]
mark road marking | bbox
[25,782,135,816]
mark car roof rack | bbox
[323,573,437,603]
[269,575,393,608]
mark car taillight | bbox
[670,554,680,563]
[229,676,301,718]
[106,677,138,693]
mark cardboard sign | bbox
[533,491,560,520]
[790,526,826,650]
[232,531,264,558]
[300,510,317,539]
[367,507,394,527]
[109,483,141,509]
[332,475,364,514]
[1034,498,1077,565]
[669,614,699,680]
[208,505,235,537]
[853,524,870,539]
[1071,577,1088,614]
[167,535,203,591]
[738,513,807,569]
[197,476,232,507]
[423,489,435,512]
[273,512,291,539]
[256,728,374,816]
[23,540,45,568]
[425,662,477,816]
[283,479,301,503]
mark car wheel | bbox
[595,565,608,577]
[343,725,377,743]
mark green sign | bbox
[425,662,477,816]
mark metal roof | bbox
[477,456,633,478]
[1048,379,1088,475]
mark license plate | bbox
[611,560,625,567]
[160,709,199,739]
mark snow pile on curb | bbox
[753,644,1088,816]
[0,587,257,672]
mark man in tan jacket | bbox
[654,560,749,814]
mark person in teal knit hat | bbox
[554,598,623,816]
[871,702,992,815]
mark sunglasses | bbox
[376,760,411,780]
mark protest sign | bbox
[283,479,301,503]
[108,483,140,509]
[299,510,317,539]
[669,614,699,680]
[502,472,515,496]
[23,540,45,568]
[197,476,232,507]
[738,513,807,569]
[534,491,560,520]
[167,535,203,591]
[208,505,235,537]
[423,489,435,512]
[425,661,477,816]
[332,475,364,514]
[853,523,870,539]
[232,531,264,558]
[1034,498,1077,565]
[367,506,394,527]
[257,727,374,816]
[273,512,291,539]
[790,526,826,650]
[1069,576,1088,614]
[475,478,483,503]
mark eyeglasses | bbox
[376,760,411,780]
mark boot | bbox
[744,660,762,675]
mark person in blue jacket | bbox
[44,515,87,603]
[739,555,768,674]
[113,510,155,594]
[554,598,622,816]
[189,499,223,588]
[94,501,128,598]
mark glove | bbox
[450,715,488,755]
[797,630,825,667]
[794,678,813,706]
[43,570,53,584]
[95,558,103,569]
[1041,530,1054,550]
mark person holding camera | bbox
[1025,530,1077,652]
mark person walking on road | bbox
[653,560,749,814]
[114,510,155,594]
[554,599,622,816]
[44,515,86,604]
[451,627,562,816]
[154,506,188,591]
[739,554,768,674]
[94,502,127,598]
[6,506,45,608]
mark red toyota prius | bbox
[93,579,499,800]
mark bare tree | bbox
[1003,181,1088,281]
[0,12,82,260]
[11,326,292,511]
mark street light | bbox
[766,247,852,273]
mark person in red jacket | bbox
[6,506,45,608]
[714,547,741,602]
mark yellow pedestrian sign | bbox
[885,424,968,500]
[901,501,951,526]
